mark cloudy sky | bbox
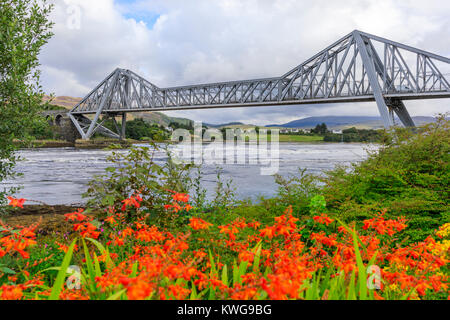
[40,0,450,125]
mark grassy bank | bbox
[13,139,75,148]
[278,134,324,142]
[15,135,325,150]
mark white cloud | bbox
[39,0,450,124]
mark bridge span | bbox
[68,30,450,140]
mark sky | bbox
[39,0,450,125]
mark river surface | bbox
[1,143,377,205]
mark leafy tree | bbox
[312,123,329,135]
[324,127,382,142]
[343,127,358,134]
[125,118,168,141]
[169,121,194,132]
[0,0,54,202]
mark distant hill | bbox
[204,121,245,128]
[135,112,193,127]
[43,95,82,110]
[266,116,436,130]
[43,95,193,127]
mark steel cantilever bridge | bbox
[69,30,450,140]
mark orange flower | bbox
[121,195,142,211]
[7,196,26,209]
[0,221,38,259]
[0,285,23,300]
[56,242,78,253]
[167,284,190,300]
[260,226,275,239]
[172,193,189,203]
[363,212,407,236]
[313,214,334,226]
[64,209,86,222]
[189,217,212,231]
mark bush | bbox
[320,115,449,242]
[83,143,194,228]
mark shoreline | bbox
[14,136,364,150]
[1,205,86,235]
[16,139,376,151]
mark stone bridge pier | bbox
[42,111,81,142]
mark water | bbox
[1,143,377,205]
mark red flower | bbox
[313,214,334,226]
[64,209,87,222]
[172,193,189,203]
[189,217,212,230]
[121,196,142,211]
[7,197,26,209]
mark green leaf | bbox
[208,250,217,277]
[221,264,228,287]
[82,239,96,292]
[252,241,262,274]
[107,289,126,300]
[0,266,16,275]
[86,237,115,269]
[190,282,198,300]
[352,229,367,300]
[232,260,239,286]
[347,270,357,300]
[49,238,77,300]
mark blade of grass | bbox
[82,239,96,292]
[48,238,77,300]
[221,264,228,287]
[352,229,367,300]
[252,242,262,274]
[107,289,126,300]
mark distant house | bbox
[332,129,343,134]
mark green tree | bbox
[0,0,54,202]
[312,123,329,135]
[125,118,168,141]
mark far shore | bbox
[12,134,382,150]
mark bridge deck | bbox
[69,91,450,114]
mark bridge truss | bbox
[69,30,450,140]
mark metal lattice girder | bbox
[69,30,450,139]
[68,114,121,139]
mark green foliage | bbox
[125,118,169,141]
[169,121,194,132]
[27,116,55,140]
[324,127,382,143]
[321,115,449,242]
[212,167,236,209]
[84,115,449,243]
[0,0,54,203]
[48,239,77,300]
[274,168,320,216]
[311,123,329,135]
[101,118,169,141]
[309,195,326,215]
[83,143,194,227]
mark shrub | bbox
[321,115,449,242]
